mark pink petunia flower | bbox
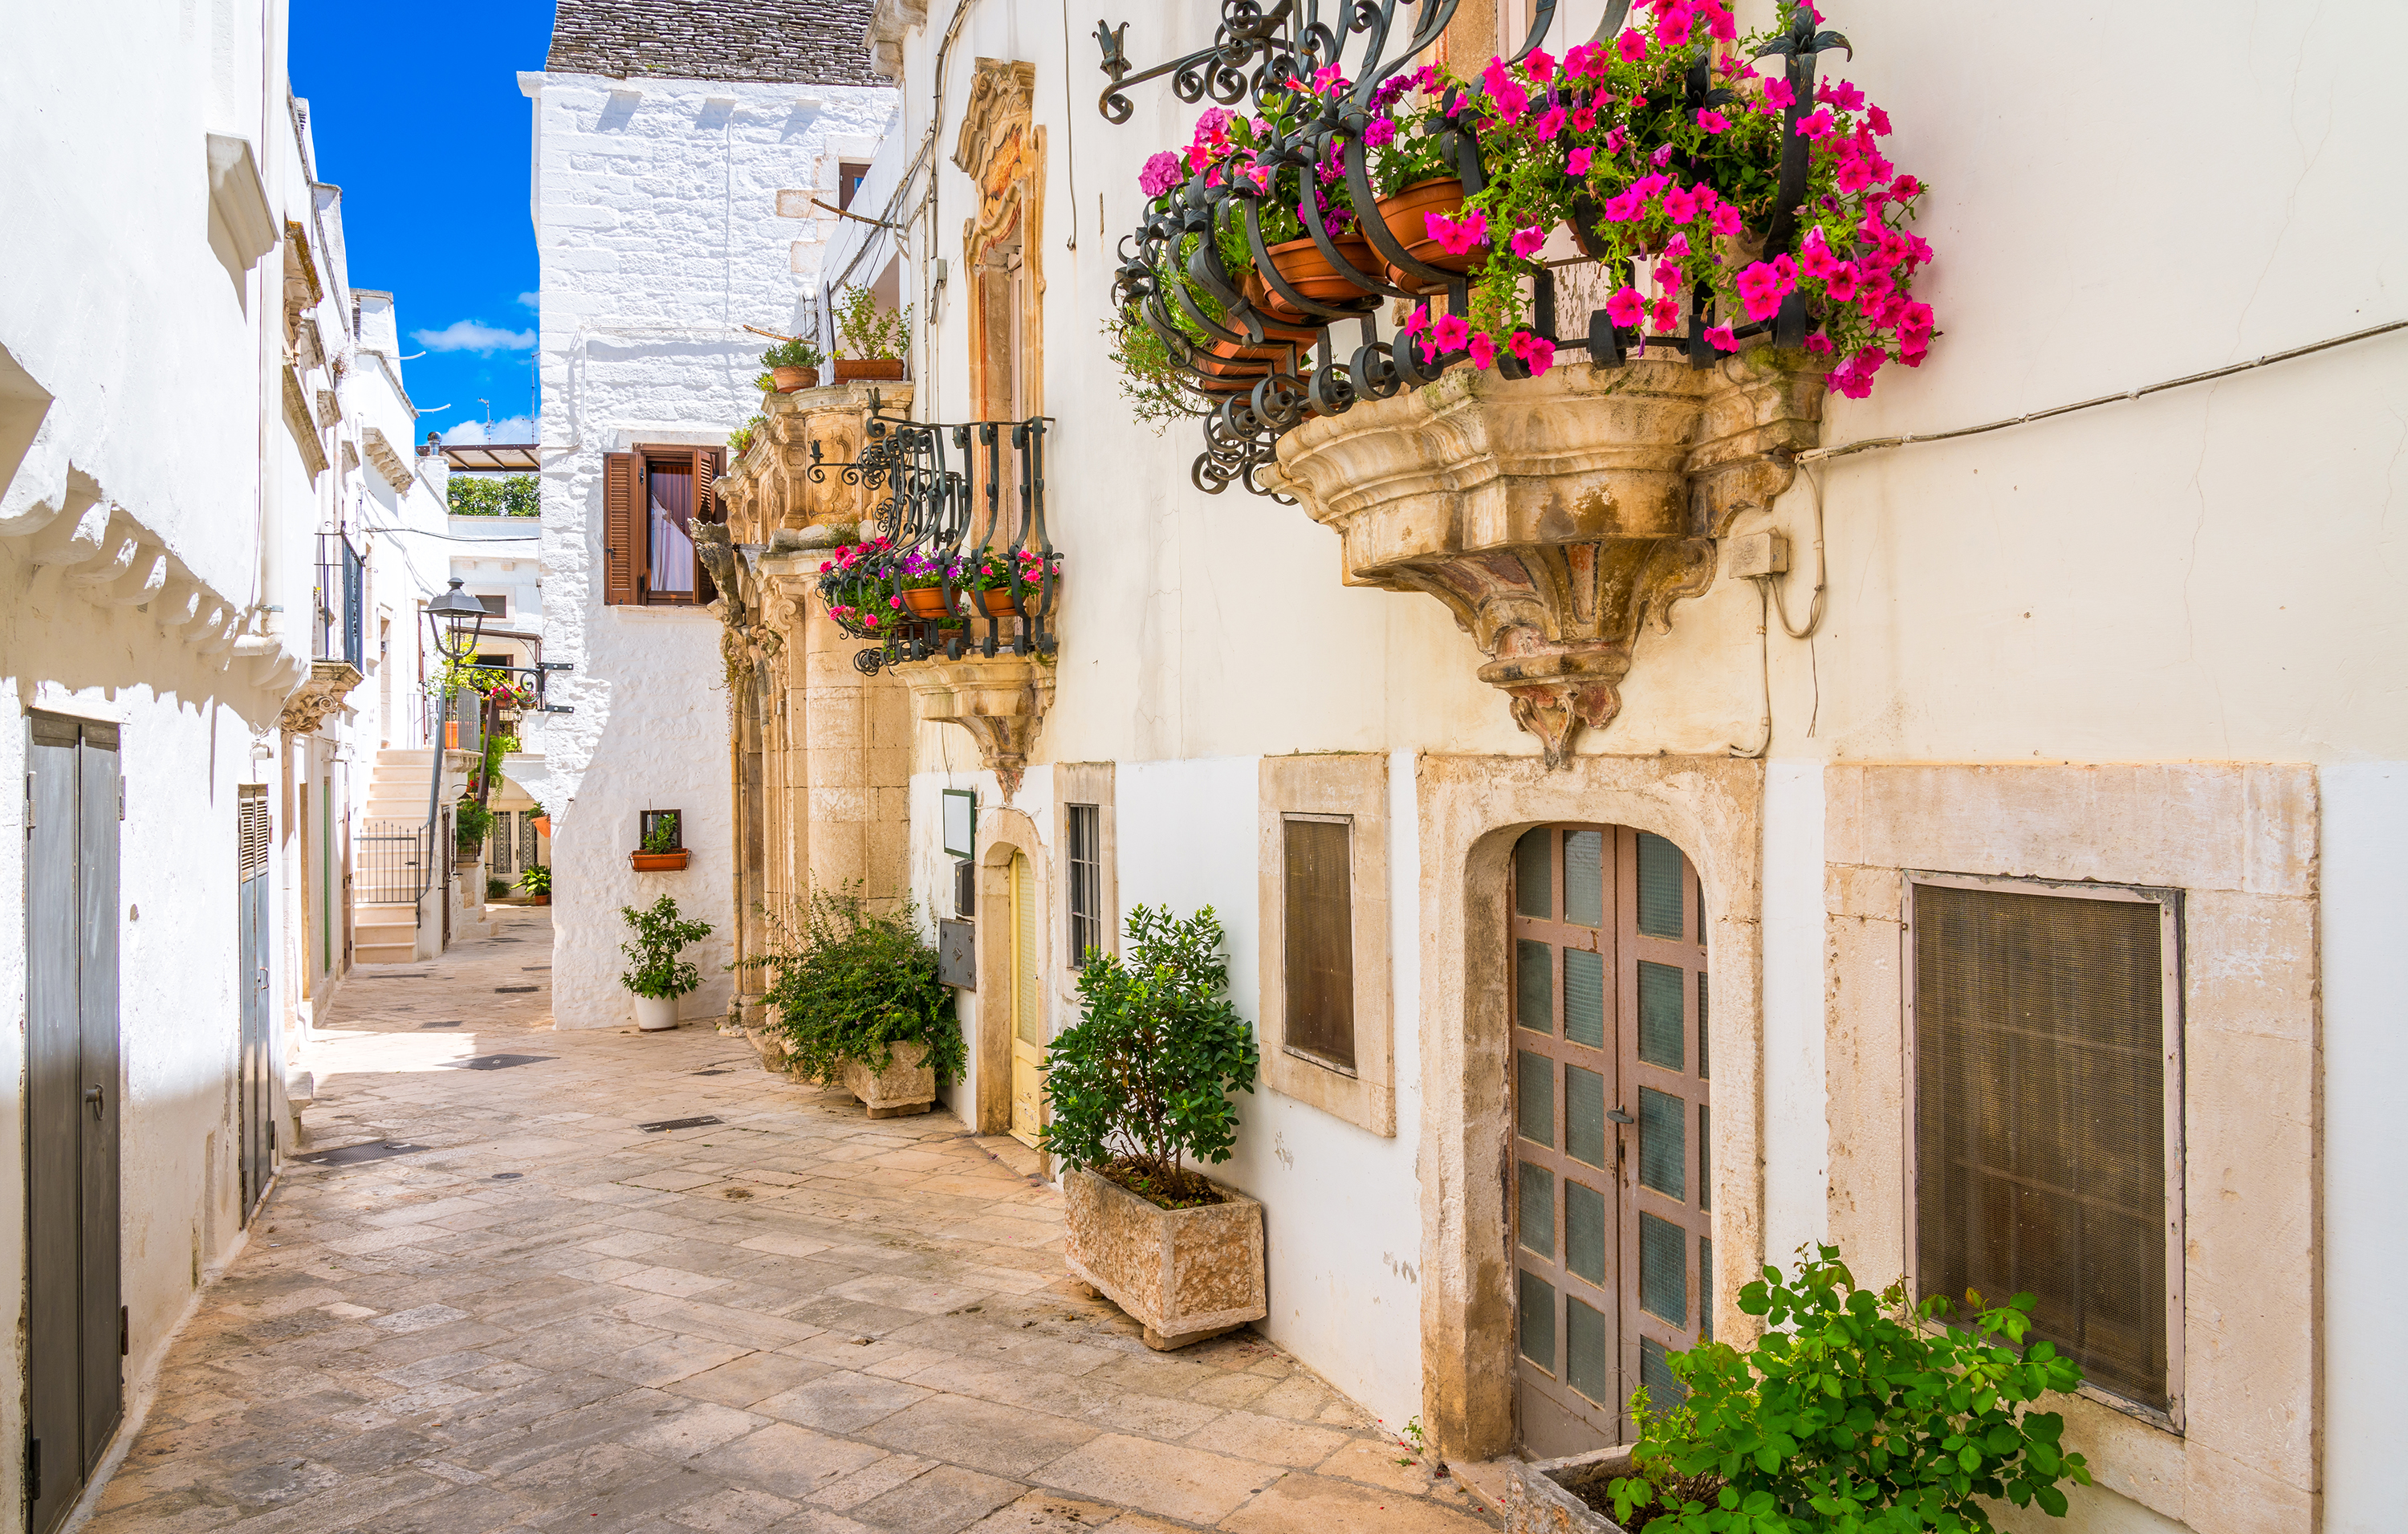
[1649,292,1680,332]
[1798,109,1834,140]
[1818,79,1865,112]
[1602,189,1644,222]
[1536,105,1569,140]
[1704,324,1738,352]
[1650,143,1675,168]
[1567,146,1593,176]
[1511,225,1549,259]
[1697,108,1729,134]
[1656,5,1694,46]
[1509,330,1556,376]
[1564,43,1605,79]
[1710,204,1744,238]
[1833,154,1875,194]
[1603,124,1628,153]
[1572,104,1597,133]
[1663,232,1692,260]
[1735,260,1784,321]
[1526,48,1558,83]
[1824,261,1861,301]
[1705,2,1737,41]
[1760,76,1796,110]
[1653,258,1684,291]
[1402,305,1430,336]
[1662,184,1698,223]
[1605,286,1646,328]
[1617,28,1649,63]
[1467,331,1499,368]
[1868,104,1893,136]
[1433,311,1470,351]
[1804,331,1833,356]
[1365,117,1397,148]
[1891,173,1921,198]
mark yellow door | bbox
[1009,852,1045,1145]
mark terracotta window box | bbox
[629,849,690,872]
[1063,1165,1267,1351]
[832,358,907,383]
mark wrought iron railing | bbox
[807,407,1057,674]
[357,818,433,905]
[1100,0,1844,496]
[314,531,365,667]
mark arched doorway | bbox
[1509,824,1714,1458]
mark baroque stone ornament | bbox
[889,652,1055,800]
[277,659,363,735]
[1267,350,1824,764]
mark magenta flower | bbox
[1650,143,1675,168]
[1602,189,1644,222]
[1428,208,1490,255]
[1697,108,1729,134]
[1657,5,1694,47]
[1433,311,1470,351]
[1564,42,1605,79]
[1760,76,1796,110]
[1706,2,1737,41]
[1663,232,1692,260]
[1899,300,1935,338]
[1567,146,1593,176]
[1804,331,1833,356]
[1467,331,1499,368]
[1798,109,1835,140]
[1511,225,1549,260]
[1819,79,1866,112]
[1825,260,1861,301]
[1662,184,1698,222]
[1834,154,1875,194]
[1605,286,1645,328]
[1649,292,1680,332]
[1868,104,1893,136]
[1365,118,1397,149]
[1402,305,1430,337]
[1140,152,1181,197]
[1536,105,1569,140]
[1572,104,1597,132]
[1799,229,1841,280]
[1704,324,1738,352]
[1892,173,1922,197]
[1617,28,1649,63]
[1653,258,1683,291]
[1735,260,1784,321]
[1527,49,1558,83]
[1509,330,1556,376]
[1604,124,1628,153]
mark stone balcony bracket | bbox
[278,658,365,734]
[1266,349,1824,765]
[889,651,1056,800]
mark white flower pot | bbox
[633,994,681,1031]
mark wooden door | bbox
[1509,825,1710,1456]
[1008,851,1044,1145]
[239,787,273,1219]
[25,714,123,1534]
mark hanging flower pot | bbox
[978,587,1023,618]
[1376,177,1477,291]
[771,365,820,391]
[901,584,955,620]
[1261,234,1380,316]
[531,816,551,838]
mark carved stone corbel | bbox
[1267,349,1824,764]
[889,653,1054,800]
[278,659,363,734]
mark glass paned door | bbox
[1510,825,1713,1456]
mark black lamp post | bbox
[425,578,491,848]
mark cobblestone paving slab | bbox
[89,909,1499,1534]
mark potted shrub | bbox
[1506,1247,2094,1534]
[831,285,911,382]
[631,809,689,872]
[761,336,824,392]
[619,894,713,1031]
[752,884,964,1117]
[1043,905,1264,1350]
[516,863,551,906]
[727,413,767,458]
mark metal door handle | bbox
[1608,1106,1635,1125]
[83,1085,104,1119]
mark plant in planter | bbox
[454,799,493,854]
[1585,1247,2092,1534]
[631,809,689,871]
[752,884,963,1116]
[1043,905,1266,1349]
[527,800,551,837]
[515,862,551,905]
[761,336,825,392]
[618,894,713,1031]
[963,547,1059,616]
[832,285,912,381]
[727,412,767,458]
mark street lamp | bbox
[424,579,491,846]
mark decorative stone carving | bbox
[278,659,363,734]
[718,381,913,538]
[954,60,1044,421]
[1268,350,1824,764]
[889,651,1054,799]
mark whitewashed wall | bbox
[524,71,897,1029]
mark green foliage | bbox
[1103,311,1206,432]
[753,885,965,1083]
[1609,1247,2093,1534]
[454,799,493,848]
[641,816,681,854]
[516,863,552,896]
[486,877,509,899]
[619,895,713,999]
[833,284,912,360]
[1039,905,1259,1190]
[754,372,779,393]
[729,412,767,457]
[760,337,824,370]
[448,474,539,517]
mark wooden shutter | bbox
[694,446,722,523]
[602,451,640,605]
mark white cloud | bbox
[412,319,536,353]
[517,292,539,309]
[441,415,539,445]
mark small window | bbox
[1282,815,1355,1071]
[954,857,976,920]
[475,595,507,616]
[1066,804,1102,966]
[837,161,872,211]
[602,446,723,606]
[1910,875,2182,1421]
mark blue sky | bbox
[291,2,555,444]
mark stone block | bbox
[841,1040,935,1119]
[1060,1166,1266,1351]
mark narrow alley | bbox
[85,915,1499,1534]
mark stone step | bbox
[353,941,417,964]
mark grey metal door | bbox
[25,714,123,1534]
[238,786,271,1217]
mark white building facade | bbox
[792,0,2408,1530]
[523,0,897,1031]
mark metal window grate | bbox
[1911,879,2179,1416]
[1066,804,1102,964]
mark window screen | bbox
[1283,816,1355,1069]
[1066,804,1102,965]
[1913,880,2175,1414]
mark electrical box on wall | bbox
[1727,531,1791,579]
[937,919,975,989]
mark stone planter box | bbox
[842,1040,935,1118]
[1503,1446,1637,1534]
[1063,1165,1267,1351]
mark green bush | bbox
[760,337,824,370]
[516,864,551,897]
[1607,1247,2093,1534]
[620,895,713,999]
[755,885,964,1083]
[833,284,912,360]
[454,799,493,849]
[1039,905,1258,1207]
[448,474,539,517]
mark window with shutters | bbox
[601,445,724,606]
[1907,873,2184,1424]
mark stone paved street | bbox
[87,909,1499,1534]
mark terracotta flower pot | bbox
[531,816,551,838]
[1262,233,1380,315]
[630,849,690,872]
[901,584,956,620]
[771,365,820,391]
[1377,177,1478,291]
[833,358,908,383]
[531,893,550,905]
[978,588,1023,618]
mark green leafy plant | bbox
[760,336,824,370]
[447,474,539,517]
[1103,311,1206,431]
[1039,905,1259,1208]
[641,816,681,855]
[728,412,768,457]
[486,877,509,899]
[526,800,544,817]
[754,372,779,393]
[1605,1247,2092,1534]
[454,799,493,850]
[832,284,912,360]
[619,895,713,999]
[751,884,965,1083]
[517,863,552,897]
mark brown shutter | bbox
[694,446,722,524]
[603,451,640,605]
